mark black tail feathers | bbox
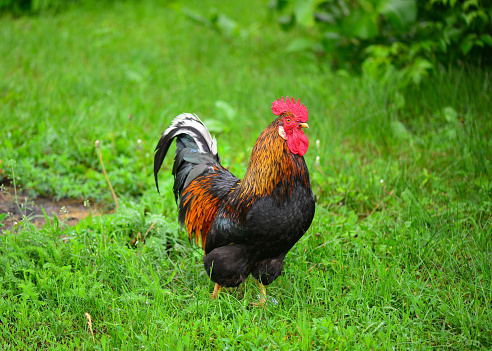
[154,113,220,198]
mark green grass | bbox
[1,0,491,349]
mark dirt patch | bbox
[0,186,106,233]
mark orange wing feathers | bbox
[180,174,221,249]
[177,165,239,251]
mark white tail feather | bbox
[163,113,217,155]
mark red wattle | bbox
[287,130,309,156]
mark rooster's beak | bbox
[299,123,309,129]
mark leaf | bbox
[378,0,417,29]
[52,212,59,229]
[286,37,316,53]
[180,7,212,28]
[462,0,478,11]
[438,38,448,52]
[315,11,336,24]
[463,12,479,26]
[342,9,378,39]
[278,14,295,31]
[481,34,492,47]
[293,0,319,27]
[216,14,239,38]
[41,206,51,226]
[408,58,433,85]
[460,35,476,54]
[323,31,341,41]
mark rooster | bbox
[154,97,315,303]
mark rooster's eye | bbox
[286,118,291,123]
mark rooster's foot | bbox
[211,283,222,299]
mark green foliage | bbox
[170,3,251,40]
[271,0,492,86]
[0,212,6,227]
[0,0,119,15]
[0,0,71,15]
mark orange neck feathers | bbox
[238,117,309,200]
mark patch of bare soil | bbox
[0,186,106,233]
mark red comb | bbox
[271,96,308,123]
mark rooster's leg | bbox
[254,282,267,306]
[211,283,222,299]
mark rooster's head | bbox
[272,96,309,156]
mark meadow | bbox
[0,1,491,349]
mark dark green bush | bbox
[0,0,117,15]
[270,0,492,86]
[0,0,69,14]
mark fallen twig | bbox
[84,312,95,343]
[143,222,157,242]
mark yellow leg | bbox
[211,283,222,299]
[254,282,267,306]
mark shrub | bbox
[270,0,492,86]
[0,0,68,15]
